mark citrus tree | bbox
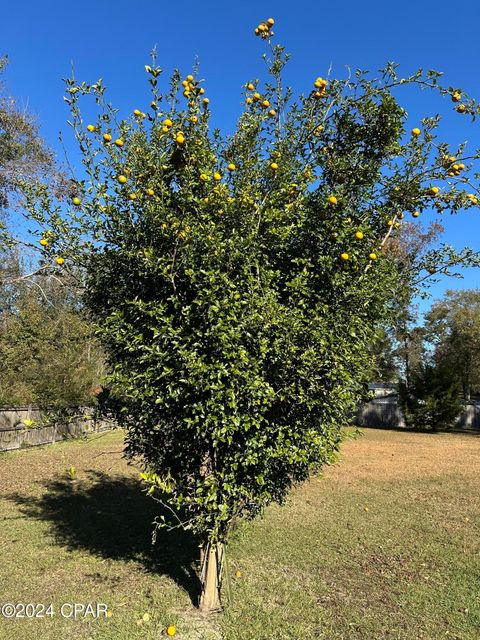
[15,18,480,611]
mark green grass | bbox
[0,428,479,639]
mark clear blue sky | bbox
[2,0,479,315]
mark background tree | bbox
[425,289,480,400]
[0,274,105,409]
[398,361,463,431]
[16,20,480,611]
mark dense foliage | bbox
[14,19,480,608]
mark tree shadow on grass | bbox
[6,471,202,606]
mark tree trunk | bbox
[199,542,224,613]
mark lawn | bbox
[0,427,478,639]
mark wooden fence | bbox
[0,407,114,452]
[355,396,480,431]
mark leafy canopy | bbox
[16,21,480,543]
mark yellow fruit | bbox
[255,28,260,35]
[458,163,465,170]
[412,211,420,218]
[267,17,275,26]
[398,212,405,219]
[164,118,173,128]
[175,133,185,145]
[115,139,124,147]
[364,506,369,512]
[161,126,169,133]
[227,163,236,171]
[40,238,49,247]
[457,104,466,113]
[117,175,127,184]
[355,231,364,240]
[133,109,142,116]
[142,613,150,622]
[314,77,327,88]
[181,80,188,87]
[262,99,270,108]
[186,74,194,82]
[246,97,253,104]
[247,83,255,91]
[55,257,65,265]
[146,188,154,196]
[270,162,278,170]
[369,252,377,260]
[103,133,112,142]
[314,91,324,99]
[86,124,96,132]
[214,172,221,181]
[200,173,209,182]
[253,92,261,101]
[411,127,421,136]
[72,197,81,206]
[167,626,177,637]
[340,252,349,261]
[235,570,242,578]
[452,91,461,102]
[190,116,198,123]
[268,109,276,116]
[328,196,337,205]
[429,186,440,195]
[129,193,137,200]
[203,98,210,105]
[199,87,205,95]
[387,219,394,227]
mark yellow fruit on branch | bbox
[387,219,394,227]
[190,115,198,123]
[412,211,420,218]
[261,99,270,108]
[429,186,440,195]
[117,175,127,184]
[55,257,65,266]
[166,626,177,637]
[175,133,185,145]
[456,104,466,113]
[247,83,255,91]
[227,163,236,171]
[146,188,154,196]
[200,173,209,182]
[163,118,173,128]
[328,196,337,205]
[253,92,261,101]
[114,138,124,147]
[86,124,96,132]
[270,162,278,170]
[213,172,221,181]
[411,127,421,136]
[452,91,461,102]
[268,109,276,116]
[235,570,242,577]
[203,98,210,105]
[72,197,81,206]
[186,74,194,82]
[355,231,364,240]
[246,97,253,104]
[129,193,137,200]
[340,252,349,261]
[267,17,275,26]
[369,252,377,260]
[39,238,49,247]
[103,133,112,142]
